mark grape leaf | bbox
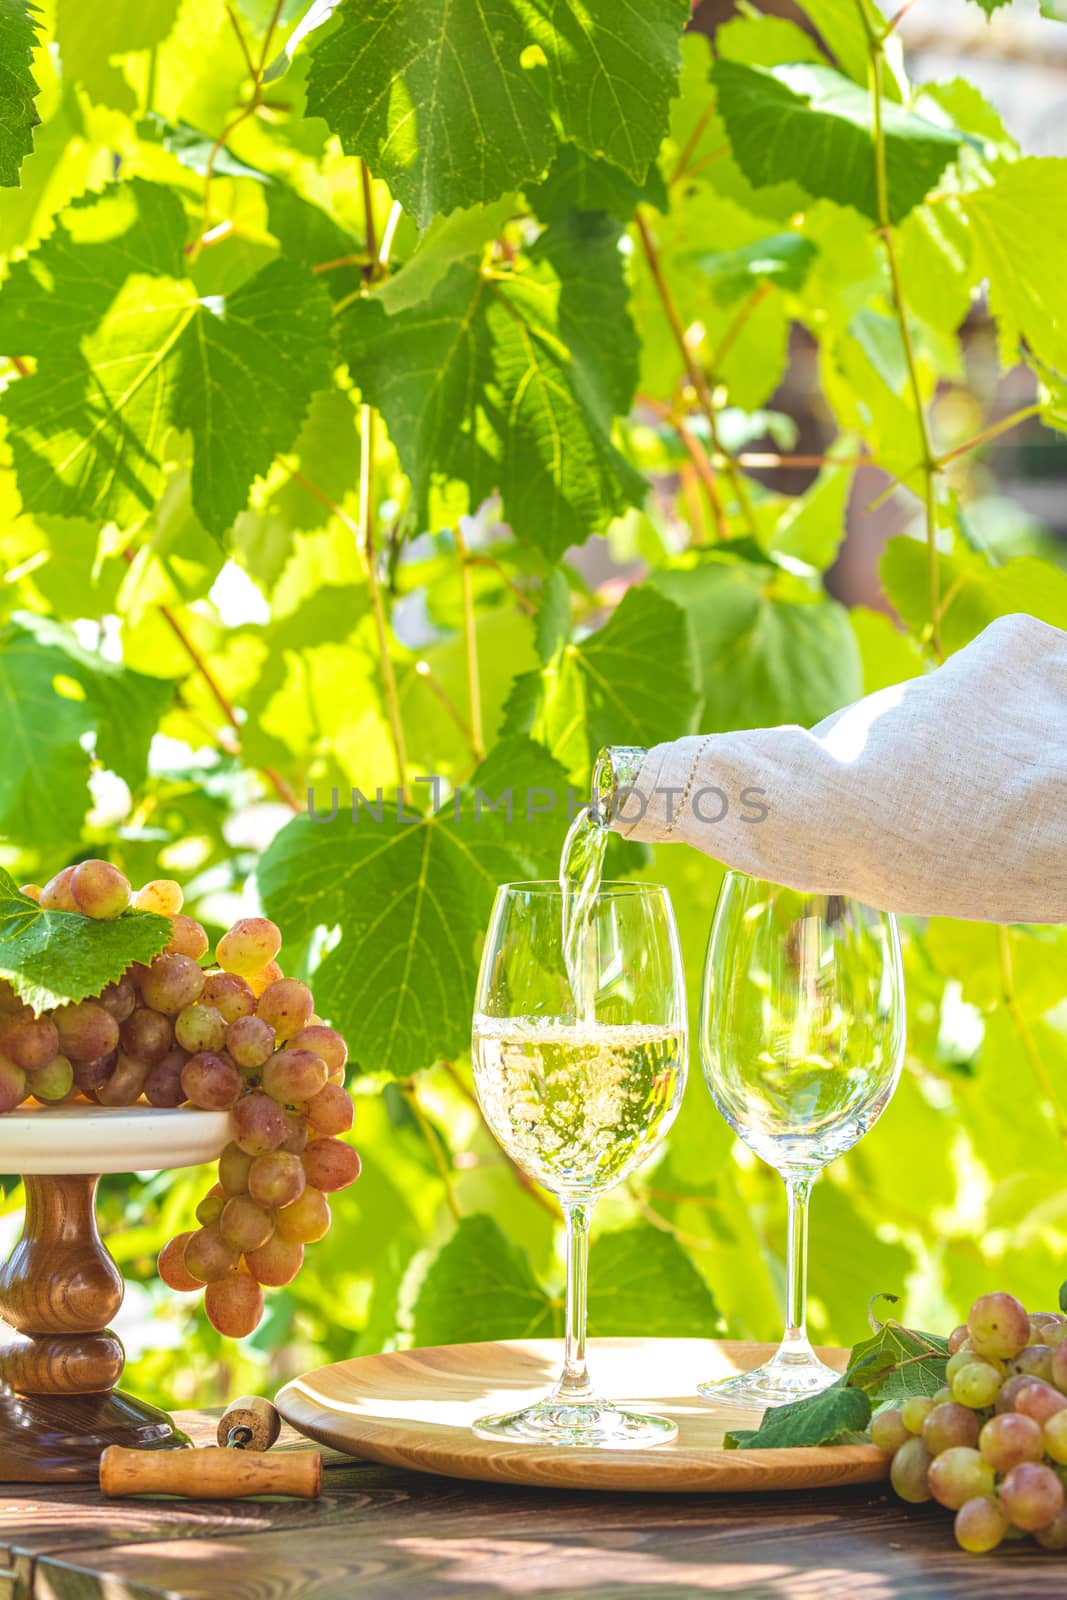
[960,159,1067,373]
[412,1214,558,1344]
[504,586,702,778]
[344,213,644,557]
[527,145,667,223]
[0,0,40,187]
[846,1322,948,1402]
[586,1226,721,1338]
[303,0,689,227]
[377,196,517,314]
[712,60,965,225]
[0,613,174,847]
[725,1381,871,1449]
[685,233,817,301]
[257,739,570,1077]
[881,539,1067,651]
[54,0,181,112]
[0,869,171,1013]
[173,259,334,536]
[790,0,870,86]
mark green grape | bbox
[54,1001,119,1063]
[39,866,78,910]
[175,1004,227,1055]
[869,1409,910,1456]
[245,1235,303,1287]
[0,1053,27,1112]
[290,1025,347,1078]
[196,1186,225,1226]
[305,1082,355,1136]
[71,859,131,919]
[205,1270,264,1337]
[226,1015,275,1070]
[302,1137,361,1193]
[98,977,136,1024]
[232,1090,287,1155]
[249,1150,306,1209]
[180,1051,241,1110]
[945,1348,979,1384]
[922,1402,979,1455]
[954,1496,1008,1554]
[144,1050,187,1108]
[1006,1345,1053,1383]
[28,1054,74,1103]
[158,1231,203,1292]
[0,1013,59,1070]
[202,971,256,1024]
[256,979,314,1042]
[140,954,206,1015]
[1015,1379,1067,1424]
[968,1292,1030,1360]
[951,1361,1002,1409]
[183,1225,239,1283]
[262,1048,328,1105]
[219,1195,275,1253]
[1034,1509,1067,1550]
[979,1412,1043,1470]
[167,915,210,961]
[120,1006,173,1065]
[218,1141,254,1195]
[134,880,184,915]
[998,1462,1066,1532]
[275,1185,331,1244]
[1050,1340,1067,1391]
[932,1387,953,1404]
[927,1447,994,1511]
[901,1396,936,1435]
[216,918,282,978]
[889,1437,932,1503]
[1043,1409,1067,1464]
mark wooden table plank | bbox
[6,1411,1065,1600]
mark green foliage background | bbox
[2,0,1067,1406]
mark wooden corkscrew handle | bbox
[217,1394,283,1451]
[99,1444,322,1499]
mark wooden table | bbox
[1,1411,1062,1598]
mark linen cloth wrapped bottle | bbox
[606,612,1067,924]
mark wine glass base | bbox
[472,1399,677,1449]
[698,1356,840,1410]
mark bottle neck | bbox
[592,746,648,826]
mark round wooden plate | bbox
[277,1338,888,1493]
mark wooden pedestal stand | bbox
[0,1105,230,1482]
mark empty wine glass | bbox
[471,881,687,1447]
[699,874,905,1407]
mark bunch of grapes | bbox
[874,1291,1067,1552]
[0,861,360,1339]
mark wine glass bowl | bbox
[471,879,687,1447]
[699,876,905,1408]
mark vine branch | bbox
[402,1080,462,1222]
[453,524,485,762]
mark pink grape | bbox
[140,954,205,1015]
[72,1052,117,1097]
[219,1195,275,1253]
[947,1325,970,1355]
[175,1004,226,1055]
[1014,1379,1067,1424]
[98,977,136,1023]
[19,884,41,902]
[1006,1344,1053,1382]
[1044,1409,1067,1464]
[979,1411,1043,1471]
[922,1402,979,1455]
[120,1006,173,1065]
[183,1225,239,1283]
[275,1186,331,1244]
[96,1052,149,1106]
[256,979,313,1042]
[870,1409,910,1456]
[302,1137,361,1193]
[0,1013,59,1071]
[249,1150,305,1210]
[1035,1509,1067,1550]
[144,1050,187,1108]
[180,1052,241,1110]
[1051,1340,1067,1391]
[39,866,78,911]
[0,1054,27,1112]
[226,1015,275,1070]
[28,1054,74,1103]
[158,1232,203,1292]
[202,971,255,1023]
[205,1271,263,1337]
[216,919,282,978]
[232,1091,287,1155]
[954,1496,1008,1554]
[927,1447,994,1512]
[71,860,130,919]
[262,1048,327,1105]
[280,1110,308,1155]
[219,1141,254,1195]
[134,880,184,915]
[245,1236,303,1288]
[290,1025,347,1078]
[999,1461,1066,1532]
[968,1291,1030,1360]
[166,915,209,961]
[54,1002,119,1063]
[248,960,283,998]
[996,1374,1034,1414]
[890,1437,932,1503]
[305,1082,354,1136]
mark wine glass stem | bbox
[552,1201,595,1404]
[783,1175,812,1347]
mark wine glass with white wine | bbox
[699,873,905,1407]
[471,877,687,1447]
